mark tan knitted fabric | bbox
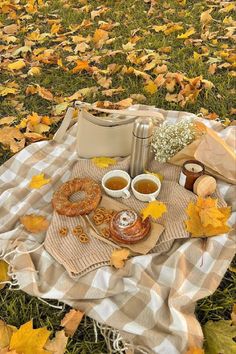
[45,157,226,278]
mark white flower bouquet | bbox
[151,119,198,163]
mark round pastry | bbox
[52,178,101,216]
[110,209,151,244]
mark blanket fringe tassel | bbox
[93,320,149,354]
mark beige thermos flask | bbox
[130,117,154,178]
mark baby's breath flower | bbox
[151,119,196,162]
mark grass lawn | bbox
[0,0,235,352]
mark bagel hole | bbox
[69,191,86,202]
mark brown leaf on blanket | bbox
[0,261,10,290]
[60,309,84,337]
[110,248,130,269]
[20,215,49,233]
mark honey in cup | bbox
[134,179,158,194]
[105,176,128,191]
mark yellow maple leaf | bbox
[7,59,26,71]
[0,260,10,290]
[9,320,51,354]
[177,27,196,39]
[144,81,158,94]
[0,319,17,349]
[60,309,84,337]
[20,214,49,233]
[185,348,205,354]
[185,197,231,237]
[110,248,130,269]
[92,157,116,168]
[29,173,51,189]
[141,200,167,220]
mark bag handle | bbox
[74,101,164,119]
[53,107,75,143]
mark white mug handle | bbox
[122,189,131,199]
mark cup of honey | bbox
[131,173,161,202]
[102,170,131,199]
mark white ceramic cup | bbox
[131,173,161,202]
[102,170,131,199]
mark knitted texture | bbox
[45,157,225,278]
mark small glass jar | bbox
[179,160,205,191]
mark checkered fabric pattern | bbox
[0,108,235,354]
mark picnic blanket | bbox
[0,108,235,354]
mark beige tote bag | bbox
[53,101,164,158]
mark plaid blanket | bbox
[0,109,235,354]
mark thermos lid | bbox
[133,117,153,138]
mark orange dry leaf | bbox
[60,309,84,337]
[141,200,167,221]
[20,214,49,233]
[231,304,236,325]
[9,320,51,354]
[93,28,109,48]
[29,173,51,189]
[72,60,91,73]
[110,248,130,269]
[185,197,231,237]
[185,348,204,354]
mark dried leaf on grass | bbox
[7,60,25,71]
[29,173,51,189]
[92,157,116,168]
[177,27,196,39]
[110,248,130,269]
[141,201,167,220]
[0,320,17,349]
[60,309,84,337]
[0,261,10,290]
[231,304,236,325]
[0,127,25,153]
[185,197,231,237]
[203,320,236,354]
[9,320,51,354]
[93,28,109,48]
[144,81,158,94]
[20,214,49,233]
[44,330,68,354]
